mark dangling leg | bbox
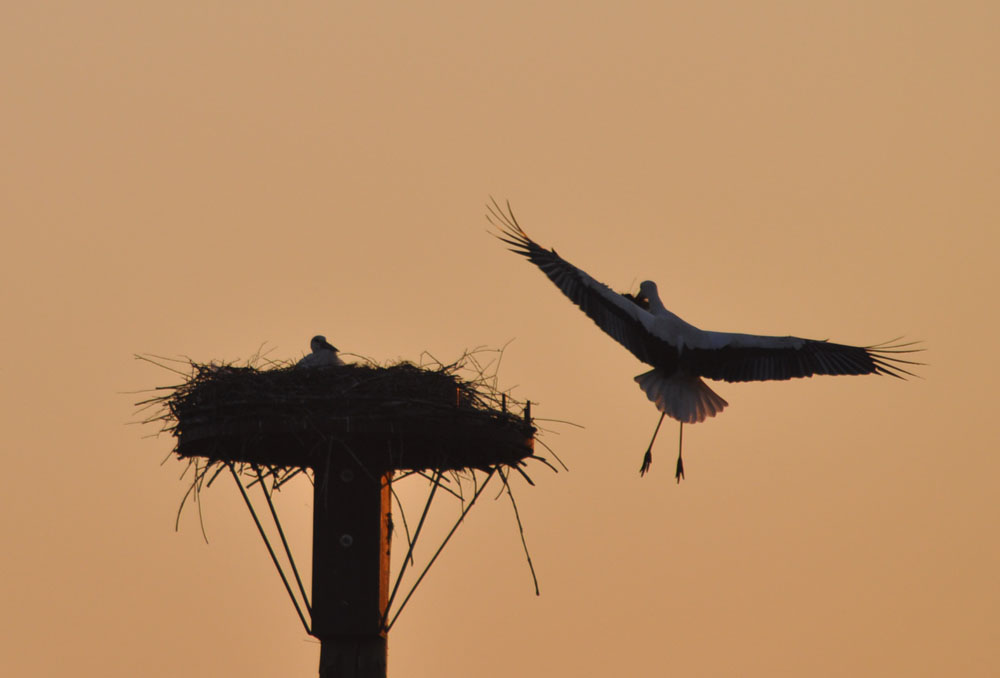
[640,412,667,476]
[675,422,685,483]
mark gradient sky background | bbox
[3,2,998,676]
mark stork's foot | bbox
[639,450,653,476]
[675,454,685,483]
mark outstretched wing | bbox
[489,199,677,370]
[684,334,922,382]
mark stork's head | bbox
[637,280,664,310]
[623,280,658,311]
[310,335,338,353]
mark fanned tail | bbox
[634,369,728,423]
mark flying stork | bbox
[489,200,921,481]
[297,335,346,368]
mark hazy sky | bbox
[2,2,998,676]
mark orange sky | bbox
[2,2,998,676]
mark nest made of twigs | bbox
[149,356,537,475]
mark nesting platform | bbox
[149,356,543,678]
[167,361,536,475]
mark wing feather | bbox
[489,199,677,370]
[684,338,921,382]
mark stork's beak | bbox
[622,290,650,310]
[321,339,338,352]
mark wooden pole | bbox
[312,451,392,678]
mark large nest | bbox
[151,355,537,475]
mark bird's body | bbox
[489,200,920,479]
[297,335,346,368]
